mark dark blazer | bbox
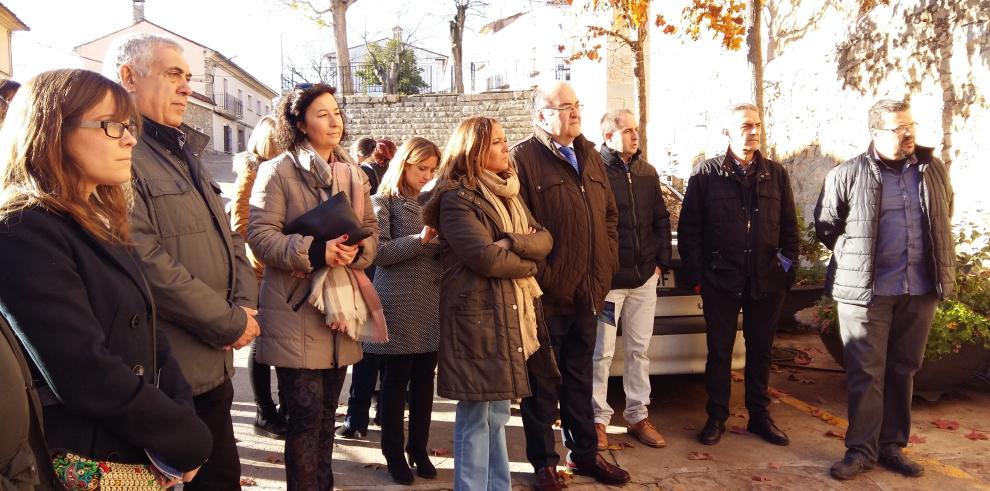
[0,207,211,471]
[423,179,560,401]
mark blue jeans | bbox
[453,400,511,491]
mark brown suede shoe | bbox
[596,423,609,450]
[628,418,666,448]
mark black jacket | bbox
[600,144,672,289]
[0,207,211,471]
[678,149,800,298]
[814,144,955,305]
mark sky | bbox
[5,0,537,91]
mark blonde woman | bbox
[230,114,288,439]
[366,137,442,484]
[423,117,558,490]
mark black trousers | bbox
[521,314,598,469]
[344,352,383,431]
[248,340,279,410]
[701,286,786,421]
[276,366,348,491]
[184,379,241,491]
[379,351,438,461]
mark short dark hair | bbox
[351,136,377,160]
[868,99,910,130]
[274,83,342,151]
[0,78,20,101]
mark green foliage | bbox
[814,224,990,361]
[926,300,990,360]
[794,215,830,286]
[356,39,429,95]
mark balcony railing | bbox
[282,63,446,95]
[214,92,243,119]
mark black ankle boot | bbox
[407,451,437,479]
[385,456,414,485]
[254,405,287,439]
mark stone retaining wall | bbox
[340,90,534,150]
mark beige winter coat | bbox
[248,146,379,369]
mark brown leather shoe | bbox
[566,453,631,485]
[596,423,609,450]
[627,418,666,448]
[532,466,562,491]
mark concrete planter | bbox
[819,325,990,393]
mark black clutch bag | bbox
[282,191,372,246]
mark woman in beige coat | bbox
[248,83,379,491]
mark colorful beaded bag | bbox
[52,452,169,491]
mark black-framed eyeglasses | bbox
[294,83,315,90]
[543,102,582,113]
[874,122,917,135]
[78,120,139,139]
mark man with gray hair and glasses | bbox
[511,81,627,490]
[816,99,955,481]
[106,32,260,490]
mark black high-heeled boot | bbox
[386,456,414,485]
[407,451,437,479]
[253,404,287,439]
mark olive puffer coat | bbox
[424,179,561,401]
[815,144,955,305]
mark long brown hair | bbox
[436,116,501,186]
[0,69,140,244]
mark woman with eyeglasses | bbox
[248,82,381,490]
[0,69,211,489]
[365,137,442,484]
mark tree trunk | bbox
[332,1,354,94]
[633,24,648,161]
[746,0,765,154]
[450,5,466,93]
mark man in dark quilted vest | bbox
[815,99,955,481]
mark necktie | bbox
[559,146,580,175]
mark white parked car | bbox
[608,183,745,376]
